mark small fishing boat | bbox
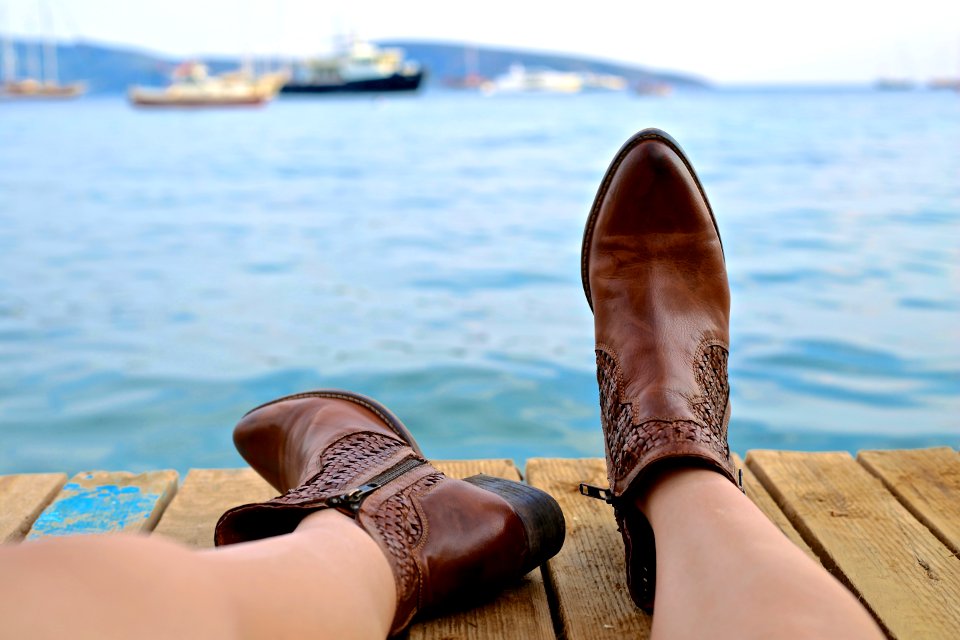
[129,62,286,108]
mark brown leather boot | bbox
[580,129,740,609]
[214,390,565,636]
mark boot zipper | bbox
[327,456,426,514]
[579,483,615,504]
[580,467,744,503]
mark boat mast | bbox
[40,0,57,84]
[1,5,17,83]
[465,44,477,79]
[22,0,39,81]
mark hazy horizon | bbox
[3,34,956,90]
[2,0,959,85]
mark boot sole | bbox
[463,474,566,573]
[240,389,424,456]
[580,127,724,311]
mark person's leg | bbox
[0,390,565,640]
[0,509,395,640]
[641,467,884,640]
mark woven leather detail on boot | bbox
[596,345,731,489]
[597,349,640,482]
[693,344,729,428]
[372,471,445,601]
[273,431,411,504]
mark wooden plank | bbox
[154,461,524,550]
[527,458,651,640]
[153,468,276,548]
[732,454,818,561]
[409,459,555,640]
[155,461,552,639]
[26,470,178,539]
[433,459,520,484]
[858,447,960,556]
[747,450,960,639]
[0,473,68,543]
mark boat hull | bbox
[1,82,86,100]
[281,71,424,94]
[129,95,269,108]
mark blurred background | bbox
[1,0,958,475]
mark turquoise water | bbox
[1,89,957,475]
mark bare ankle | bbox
[295,508,359,533]
[636,466,734,517]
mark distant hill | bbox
[1,38,708,93]
[380,41,709,89]
[3,40,176,93]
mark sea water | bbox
[0,89,957,474]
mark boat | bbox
[874,78,917,91]
[442,45,488,89]
[635,81,673,97]
[2,77,85,99]
[128,62,286,108]
[1,23,86,99]
[581,72,627,91]
[281,40,424,94]
[928,78,960,91]
[484,64,583,94]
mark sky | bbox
[3,0,960,84]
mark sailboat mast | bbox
[40,0,57,84]
[2,38,14,83]
[23,0,40,80]
[2,5,17,83]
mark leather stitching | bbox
[372,472,445,607]
[596,342,730,490]
[269,431,411,505]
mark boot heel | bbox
[463,474,566,572]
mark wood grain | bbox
[526,457,651,640]
[732,453,818,561]
[858,447,960,556]
[432,459,520,483]
[0,473,67,543]
[409,459,556,640]
[10,451,956,638]
[26,470,178,539]
[153,468,276,547]
[748,450,960,639]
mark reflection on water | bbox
[1,89,958,474]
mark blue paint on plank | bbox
[27,482,162,539]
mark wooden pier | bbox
[2,447,958,639]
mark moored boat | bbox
[2,77,85,99]
[2,22,86,100]
[281,40,424,94]
[874,78,917,91]
[484,64,583,94]
[128,62,285,108]
[635,81,672,97]
[928,77,960,91]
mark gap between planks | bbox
[748,449,960,640]
[858,447,960,557]
[0,473,67,543]
[6,450,956,640]
[525,455,822,640]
